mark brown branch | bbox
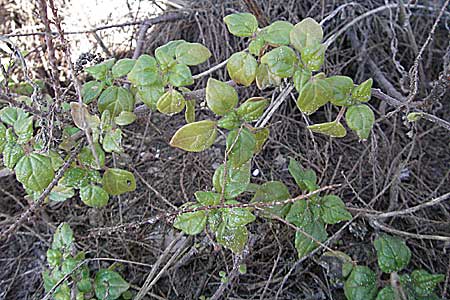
[0,145,81,241]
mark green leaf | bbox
[326,76,354,106]
[251,181,291,218]
[307,121,347,138]
[213,162,250,199]
[70,102,100,131]
[407,112,423,122]
[227,128,256,168]
[206,78,238,116]
[3,140,25,169]
[319,195,352,224]
[290,18,323,52]
[135,83,165,111]
[288,158,318,191]
[14,115,33,144]
[344,266,378,300]
[346,104,375,140]
[175,42,211,66]
[155,40,186,68]
[216,222,248,253]
[46,248,62,267]
[81,81,105,104]
[217,111,241,130]
[221,201,255,226]
[49,185,75,202]
[80,185,109,208]
[223,13,258,37]
[260,46,298,78]
[260,21,293,45]
[226,52,257,86]
[411,270,444,297]
[174,210,207,235]
[157,90,186,115]
[0,107,28,126]
[127,54,159,86]
[301,43,326,72]
[85,59,115,81]
[374,234,411,273]
[254,127,269,153]
[60,167,90,189]
[112,58,135,78]
[78,144,105,170]
[168,63,194,87]
[286,200,315,228]
[102,128,123,153]
[293,67,311,93]
[255,63,281,90]
[15,153,54,192]
[98,86,135,117]
[248,36,265,56]
[185,99,195,123]
[94,269,130,300]
[52,223,74,250]
[375,286,395,300]
[236,97,269,122]
[114,111,136,126]
[170,120,217,152]
[0,122,6,153]
[102,168,136,196]
[352,78,373,102]
[295,221,328,258]
[296,77,331,114]
[194,191,220,206]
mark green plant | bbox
[43,223,130,300]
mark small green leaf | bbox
[286,200,315,228]
[94,269,130,300]
[3,139,25,170]
[98,86,135,117]
[70,102,100,130]
[255,63,281,90]
[0,107,28,126]
[238,264,247,274]
[411,270,445,297]
[293,67,311,93]
[14,116,33,144]
[185,99,195,123]
[112,58,135,78]
[352,78,373,102]
[81,81,105,104]
[174,210,207,235]
[114,111,136,126]
[217,111,241,130]
[102,168,136,196]
[307,121,347,138]
[127,54,159,86]
[135,83,164,111]
[78,144,105,170]
[407,112,423,122]
[290,18,323,52]
[175,42,211,66]
[213,162,250,199]
[80,185,109,208]
[374,234,411,273]
[221,201,255,226]
[375,286,395,300]
[295,221,328,258]
[170,120,217,152]
[326,76,354,106]
[46,248,62,267]
[49,185,74,202]
[301,43,326,72]
[157,90,186,115]
[254,127,270,153]
[260,46,298,78]
[85,59,115,81]
[344,266,378,300]
[251,181,291,218]
[260,21,293,45]
[102,128,123,153]
[206,78,238,116]
[155,40,186,68]
[15,153,54,192]
[223,13,258,37]
[288,158,318,191]
[216,222,248,253]
[346,104,374,140]
[319,195,352,224]
[226,52,257,86]
[52,223,74,250]
[236,97,269,122]
[194,191,220,206]
[227,128,256,168]
[60,167,90,189]
[0,123,6,153]
[248,36,265,56]
[296,77,331,114]
[168,63,194,87]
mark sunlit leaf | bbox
[213,162,250,199]
[374,234,411,273]
[226,128,256,168]
[174,209,207,235]
[170,120,217,152]
[307,121,347,138]
[80,185,109,208]
[206,78,238,116]
[352,78,373,102]
[81,81,105,104]
[102,168,136,196]
[15,153,54,192]
[261,46,297,78]
[111,58,135,79]
[226,52,257,86]
[223,13,258,37]
[255,63,281,90]
[98,86,135,117]
[260,21,293,45]
[175,42,211,66]
[345,104,374,140]
[296,77,331,114]
[236,97,269,122]
[114,111,136,126]
[168,63,194,87]
[156,90,186,115]
[290,18,323,52]
[319,195,352,224]
[127,54,159,86]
